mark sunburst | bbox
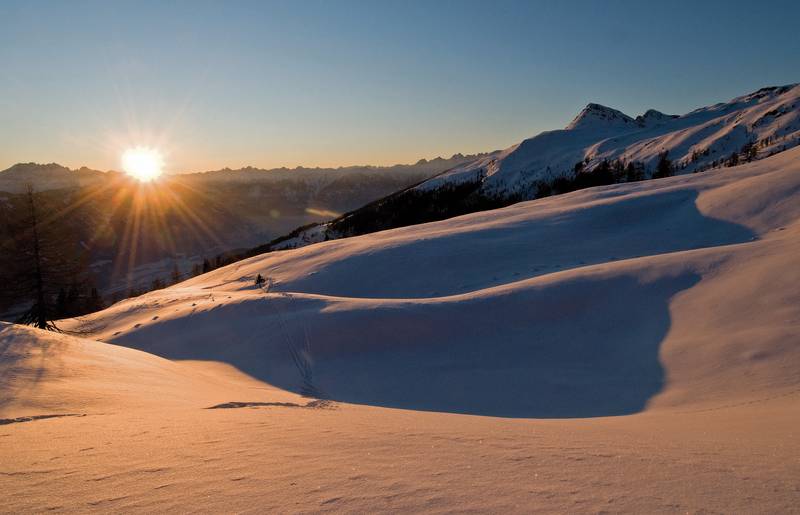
[121,147,164,182]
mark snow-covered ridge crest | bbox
[566,104,678,132]
[421,83,800,195]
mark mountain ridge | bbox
[421,82,800,195]
[255,83,800,253]
[0,153,489,193]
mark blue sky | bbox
[1,0,799,172]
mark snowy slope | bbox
[0,322,301,417]
[3,148,800,512]
[56,145,800,418]
[422,84,800,195]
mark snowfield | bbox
[2,147,800,512]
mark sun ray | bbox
[159,182,227,249]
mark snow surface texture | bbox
[421,84,800,195]
[2,148,800,512]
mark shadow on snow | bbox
[106,189,755,418]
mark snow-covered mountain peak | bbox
[566,103,636,131]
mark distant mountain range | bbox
[0,154,486,194]
[0,163,108,193]
[0,154,482,304]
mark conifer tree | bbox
[653,151,674,179]
[4,185,80,329]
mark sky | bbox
[1,0,799,173]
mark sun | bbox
[122,147,164,182]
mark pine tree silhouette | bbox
[4,185,80,330]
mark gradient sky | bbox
[2,0,799,173]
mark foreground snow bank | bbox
[0,322,299,417]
